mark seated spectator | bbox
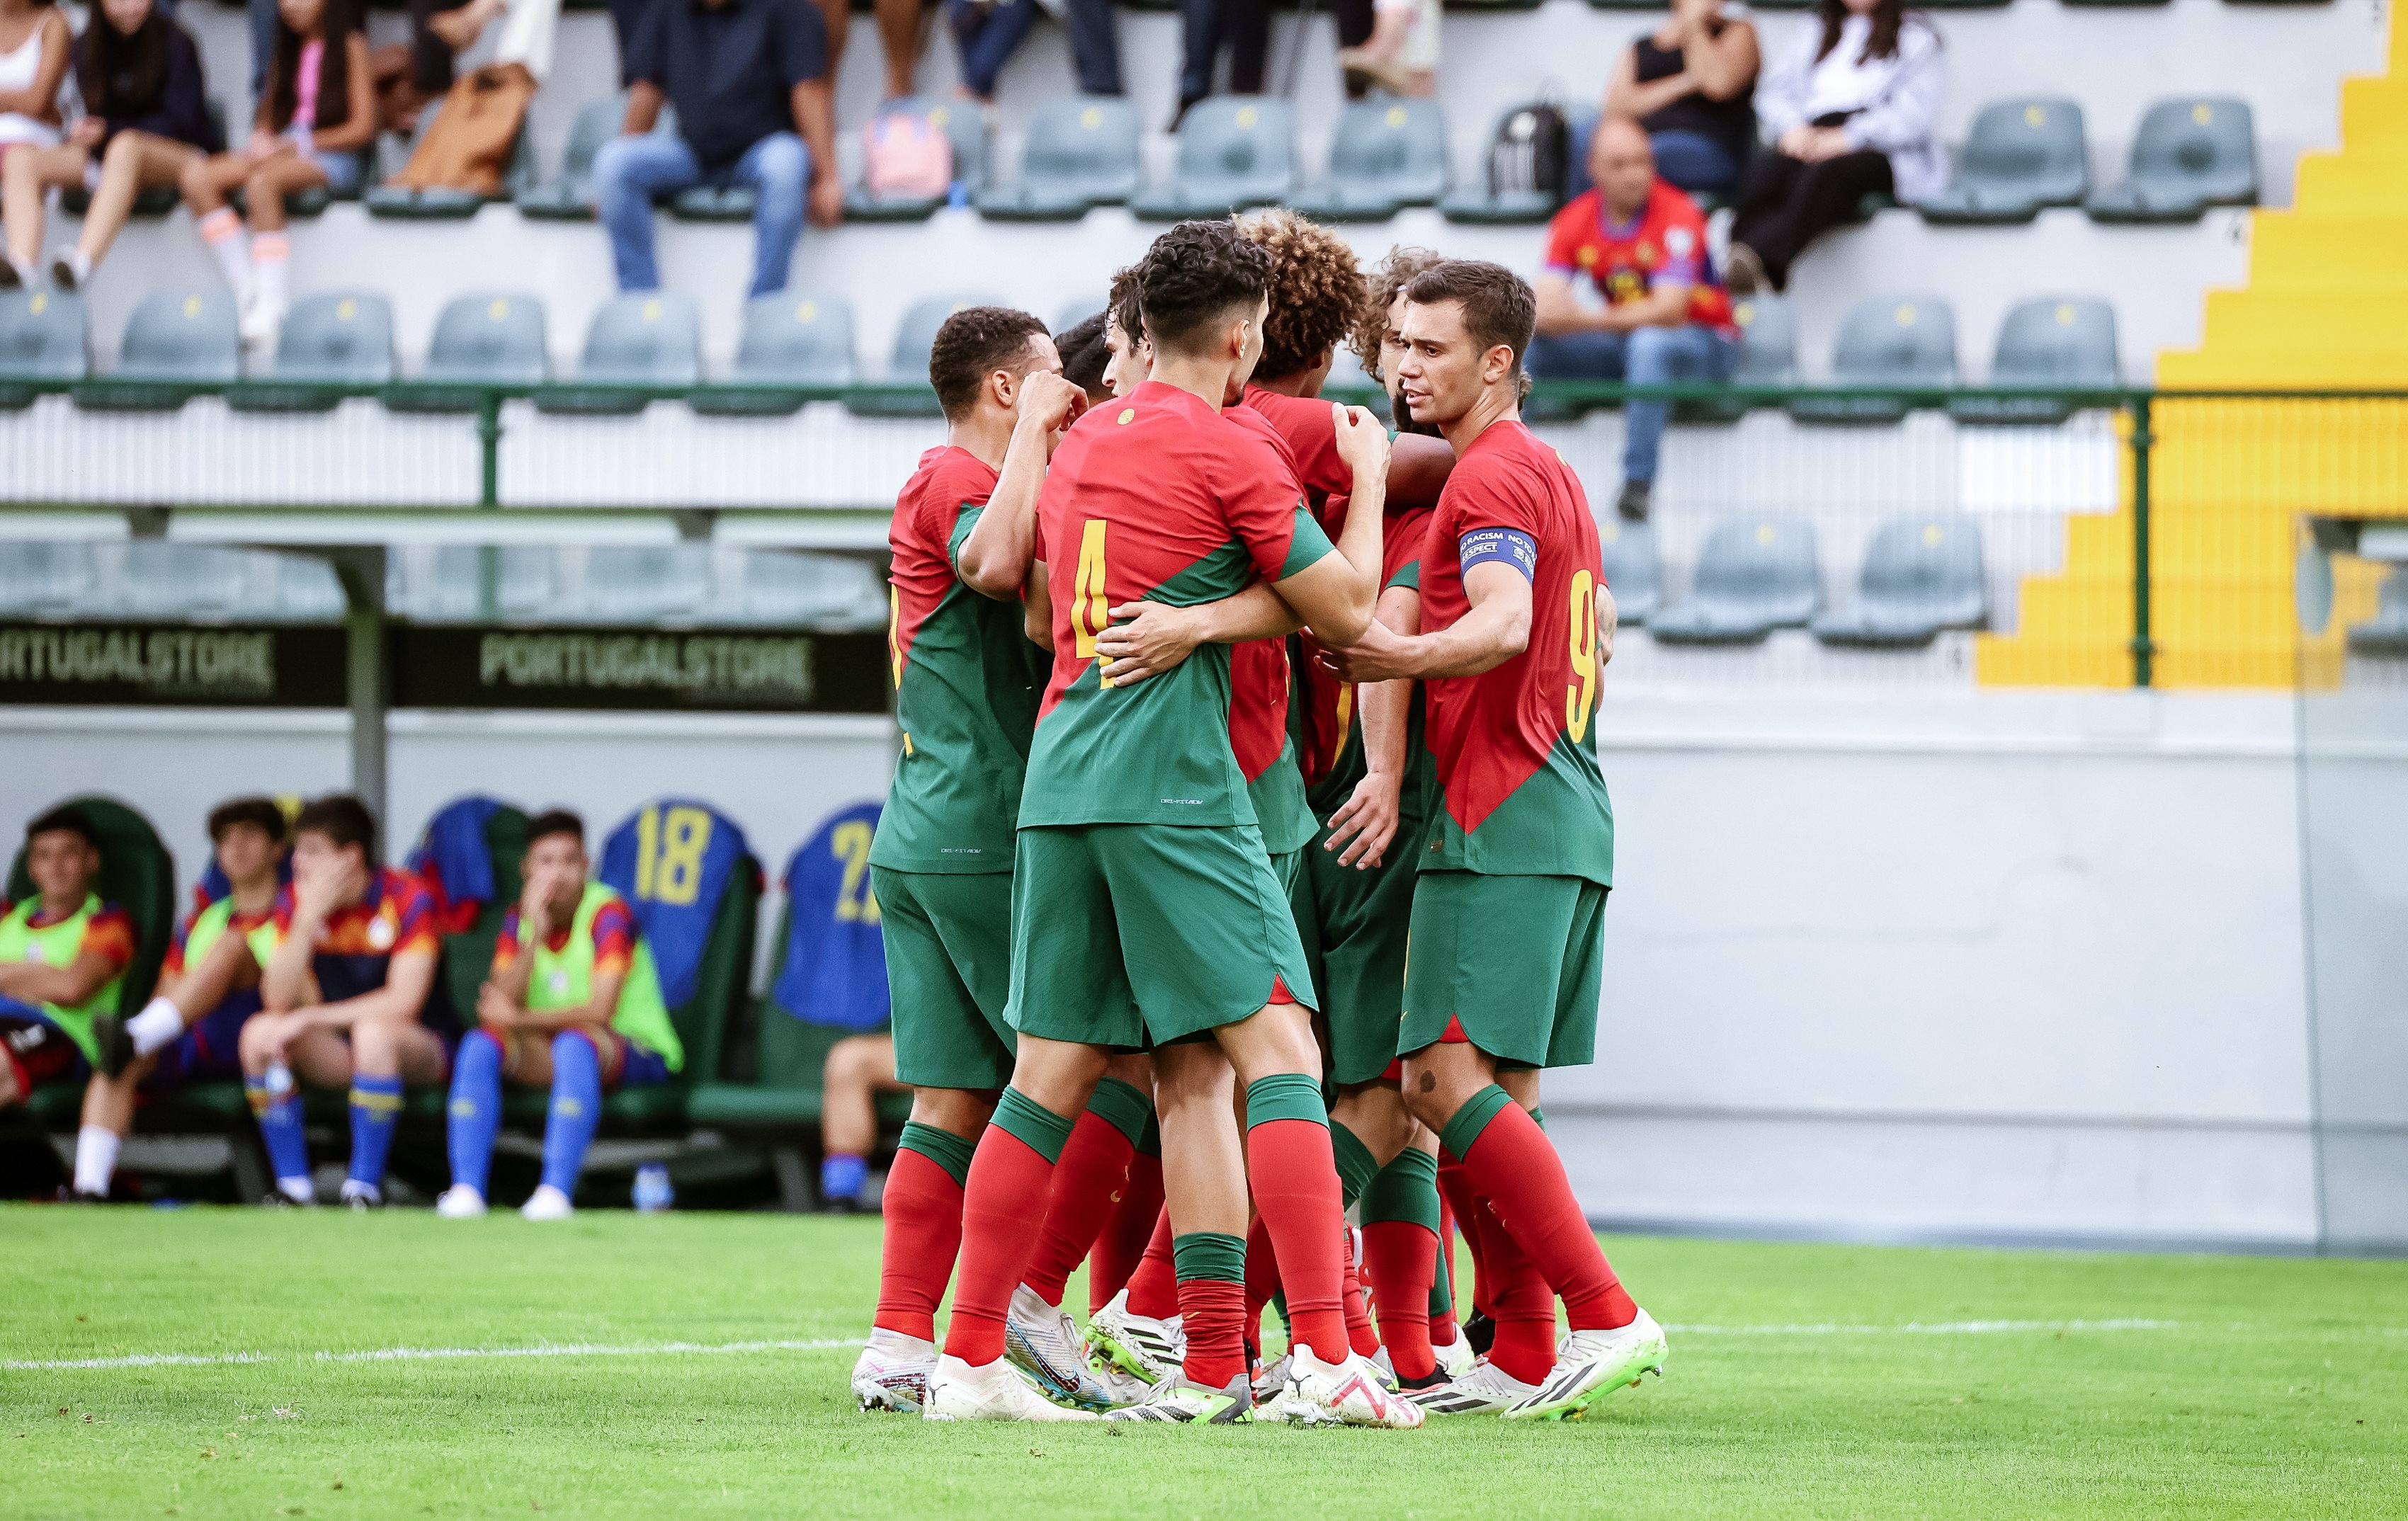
[0,807,134,1112]
[1529,116,1737,521]
[1334,0,1438,99]
[949,0,1119,105]
[438,810,681,1221]
[237,793,448,1208]
[1725,0,1942,294]
[72,798,285,1202]
[1,0,223,292]
[804,0,922,104]
[595,0,841,300]
[1173,0,1264,128]
[377,0,560,135]
[1602,0,1758,197]
[0,0,71,280]
[181,0,375,347]
[817,1027,904,1211]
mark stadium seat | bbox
[404,797,530,1024]
[229,292,395,413]
[0,288,87,409]
[742,549,887,625]
[1789,295,1955,426]
[691,294,856,417]
[534,292,700,416]
[390,544,559,620]
[365,98,535,218]
[387,292,547,414]
[1598,518,1660,625]
[975,95,1138,220]
[844,292,1005,418]
[516,94,627,220]
[1441,103,1589,224]
[2086,98,2259,222]
[1918,98,2089,224]
[2346,567,2408,657]
[0,542,95,614]
[76,289,237,411]
[1811,518,1988,645]
[1132,97,1295,220]
[842,96,988,222]
[1649,518,1821,643]
[1290,99,1448,221]
[1950,297,2120,426]
[1676,292,1796,423]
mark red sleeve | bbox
[1540,196,1588,276]
[491,908,522,973]
[1258,391,1349,506]
[1382,505,1436,588]
[390,875,441,957]
[589,899,635,977]
[1443,452,1545,540]
[79,908,136,974]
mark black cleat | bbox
[1463,1310,1496,1357]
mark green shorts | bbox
[1297,817,1421,1086]
[871,866,1016,1090]
[1006,823,1316,1049]
[1399,870,1607,1071]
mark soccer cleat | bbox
[1249,1351,1293,1407]
[1086,1288,1184,1385]
[338,1180,382,1210]
[434,1186,488,1219]
[1462,1310,1495,1356]
[1406,1358,1540,1415]
[1501,1309,1669,1422]
[1367,1347,1404,1391]
[520,1184,574,1221]
[1432,1329,1475,1381]
[1004,1284,1131,1409]
[851,1328,936,1413]
[90,1014,135,1080]
[1279,1347,1425,1429]
[921,1354,1101,1423]
[1101,1372,1252,1425]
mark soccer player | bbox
[436,809,682,1221]
[924,221,1416,1429]
[0,808,135,1115]
[72,797,288,1201]
[1322,258,1664,1420]
[238,794,450,1208]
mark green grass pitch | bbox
[6,1208,2404,1519]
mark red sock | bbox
[1242,1214,1280,1346]
[1124,1207,1180,1320]
[1245,1118,1348,1364]
[1176,1276,1247,1389]
[939,1127,1059,1366]
[1018,1111,1136,1306]
[1341,1226,1381,1358]
[1458,1100,1637,1332]
[1363,1220,1437,1380]
[873,1147,965,1343]
[1089,1151,1164,1316]
[1470,1193,1557,1385]
[1436,1151,1490,1321]
[1429,1200,1463,1345]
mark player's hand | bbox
[1317,618,1421,684]
[1331,403,1391,488]
[476,982,520,1029]
[1093,600,1207,685]
[1324,768,1402,870]
[293,856,365,925]
[1016,371,1088,438]
[248,1010,309,1059]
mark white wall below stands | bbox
[0,684,2340,1248]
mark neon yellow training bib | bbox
[0,894,124,1063]
[527,882,682,1073]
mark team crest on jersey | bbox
[1666,226,1695,258]
[1574,244,1598,268]
[1636,241,1656,264]
[548,969,570,996]
[1115,408,1135,424]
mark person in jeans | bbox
[948,0,1120,104]
[1601,0,1758,197]
[595,0,841,299]
[1528,117,1737,523]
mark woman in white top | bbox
[0,0,72,186]
[1726,0,1943,294]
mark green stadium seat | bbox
[1649,518,1822,644]
[2086,98,2259,222]
[975,96,1139,221]
[1675,292,1795,424]
[427,803,530,1026]
[517,94,627,221]
[534,292,700,416]
[387,291,547,414]
[844,97,988,222]
[844,292,1005,418]
[1950,297,2119,426]
[1132,97,1295,221]
[1919,98,2089,224]
[0,288,87,409]
[365,98,536,218]
[76,288,237,411]
[740,549,887,625]
[1812,519,1989,646]
[230,292,396,414]
[689,293,856,417]
[1290,98,1448,222]
[1598,518,1660,626]
[1790,295,1955,426]
[2346,568,2408,657]
[1439,104,1591,225]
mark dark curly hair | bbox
[1135,221,1272,356]
[1055,313,1111,402]
[1348,244,1447,382]
[1234,208,1366,383]
[206,796,288,845]
[1107,264,1142,343]
[928,305,1051,422]
[1402,260,1538,378]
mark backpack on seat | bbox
[863,110,954,201]
[1486,101,1570,201]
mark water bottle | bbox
[632,1163,674,1214]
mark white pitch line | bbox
[4,1336,858,1372]
[1664,1318,2186,1335]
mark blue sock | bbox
[446,1030,504,1197]
[346,1074,405,1194]
[538,1032,603,1198]
[247,1070,310,1188]
[821,1151,868,1202]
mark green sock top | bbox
[1086,1076,1154,1147]
[1244,1072,1328,1129]
[1361,1146,1442,1231]
[1438,1084,1517,1163]
[992,1086,1076,1164]
[1331,1121,1380,1207]
[1171,1230,1248,1284]
[897,1121,977,1189]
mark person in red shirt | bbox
[1530,115,1738,523]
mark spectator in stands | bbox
[0,807,134,1114]
[437,811,680,1221]
[1726,0,1943,294]
[1334,0,1438,99]
[71,798,286,1202]
[0,0,70,258]
[181,0,376,348]
[808,0,922,104]
[1529,116,1736,520]
[817,1027,906,1211]
[1,0,223,292]
[949,0,1120,104]
[1055,310,1111,404]
[596,0,840,300]
[238,793,448,1208]
[1601,0,1759,197]
[1173,0,1265,129]
[385,0,560,134]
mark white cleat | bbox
[1279,1346,1424,1429]
[1004,1284,1132,1408]
[1501,1308,1669,1421]
[921,1354,1101,1423]
[1085,1288,1184,1385]
[1250,1351,1293,1408]
[519,1184,574,1221]
[1406,1358,1540,1415]
[851,1328,936,1413]
[1432,1329,1475,1380]
[433,1185,488,1219]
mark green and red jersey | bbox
[1295,499,1436,817]
[873,445,1046,874]
[1416,420,1614,884]
[1241,384,1349,513]
[1020,380,1334,829]
[1223,399,1321,856]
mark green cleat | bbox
[1500,1308,1668,1421]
